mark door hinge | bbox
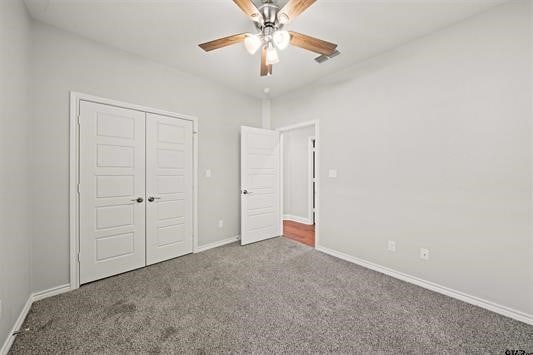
[77,183,80,194]
[77,253,80,263]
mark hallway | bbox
[282,220,315,247]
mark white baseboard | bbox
[32,283,72,302]
[316,245,533,326]
[196,235,240,253]
[5,242,529,355]
[1,284,72,355]
[1,295,32,355]
[283,214,312,225]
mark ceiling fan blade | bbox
[260,46,270,76]
[233,0,262,22]
[278,0,316,24]
[198,33,247,52]
[289,31,337,56]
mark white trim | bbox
[32,284,72,302]
[1,284,73,354]
[0,296,32,355]
[69,93,79,290]
[277,120,317,132]
[307,136,315,224]
[196,235,240,253]
[277,120,320,247]
[316,244,533,326]
[279,132,284,236]
[192,117,199,253]
[69,91,199,289]
[283,214,312,225]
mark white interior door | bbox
[146,113,193,265]
[79,101,146,284]
[240,126,281,245]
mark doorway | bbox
[239,121,319,247]
[279,121,318,248]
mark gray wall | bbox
[29,22,262,293]
[0,0,32,346]
[283,126,315,222]
[272,1,533,315]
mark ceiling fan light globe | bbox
[273,30,290,50]
[266,46,279,65]
[244,34,262,55]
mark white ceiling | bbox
[24,0,507,98]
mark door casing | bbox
[70,92,199,290]
[308,136,316,225]
[277,120,320,247]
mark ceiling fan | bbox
[199,0,339,77]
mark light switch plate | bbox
[205,169,211,178]
[328,169,337,178]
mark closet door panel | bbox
[79,101,146,284]
[146,113,193,265]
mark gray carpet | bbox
[10,237,533,354]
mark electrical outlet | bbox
[218,220,223,228]
[328,169,337,178]
[420,248,430,260]
[387,240,396,252]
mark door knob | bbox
[242,189,253,195]
[131,197,144,203]
[148,197,161,202]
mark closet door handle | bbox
[131,197,144,203]
[148,196,161,202]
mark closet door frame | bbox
[69,92,199,290]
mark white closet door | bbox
[79,101,146,284]
[146,113,193,265]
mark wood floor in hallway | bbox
[283,220,315,247]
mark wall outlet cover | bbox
[387,240,396,252]
[328,169,337,178]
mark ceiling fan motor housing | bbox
[256,2,282,31]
